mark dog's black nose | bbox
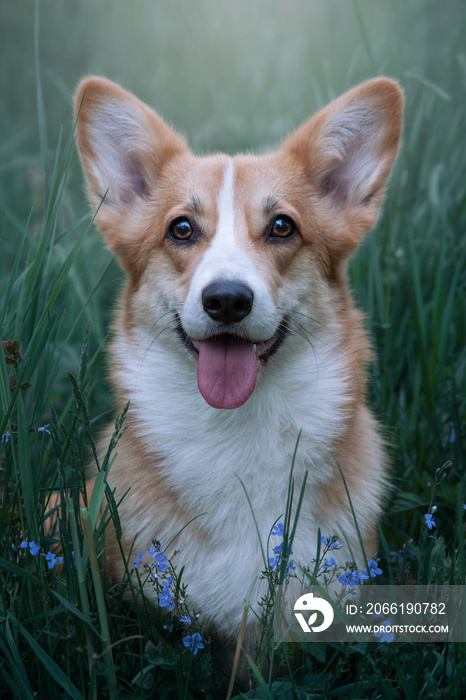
[202,280,254,324]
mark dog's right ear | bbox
[74,77,188,213]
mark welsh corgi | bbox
[74,77,403,642]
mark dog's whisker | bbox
[134,309,181,380]
[277,306,333,336]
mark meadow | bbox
[0,0,465,697]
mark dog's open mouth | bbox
[175,316,289,410]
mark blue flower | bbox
[20,540,41,555]
[268,551,295,575]
[374,619,395,643]
[355,570,369,583]
[321,536,342,550]
[273,542,284,555]
[322,557,336,571]
[180,615,192,625]
[20,541,41,556]
[390,548,414,568]
[182,632,204,655]
[45,552,63,570]
[339,571,358,587]
[424,514,436,530]
[146,541,164,556]
[152,551,169,573]
[365,560,383,577]
[158,590,175,611]
[133,552,144,570]
[271,522,284,537]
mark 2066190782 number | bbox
[365,602,446,616]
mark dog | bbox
[74,76,403,644]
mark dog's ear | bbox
[74,77,188,213]
[282,78,403,248]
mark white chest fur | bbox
[111,325,364,633]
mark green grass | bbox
[1,0,466,697]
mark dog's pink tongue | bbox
[197,337,257,409]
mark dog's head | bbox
[75,77,403,410]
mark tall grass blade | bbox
[14,616,85,700]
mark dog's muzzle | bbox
[176,280,289,410]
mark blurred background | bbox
[1,0,464,214]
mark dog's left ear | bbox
[282,78,403,248]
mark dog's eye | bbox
[169,218,194,241]
[269,216,296,239]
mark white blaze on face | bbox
[181,159,279,410]
[182,159,276,339]
[215,158,236,251]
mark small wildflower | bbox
[37,425,52,436]
[29,542,41,556]
[374,619,395,643]
[321,536,342,550]
[152,550,170,573]
[339,571,358,588]
[365,560,383,577]
[424,514,436,530]
[180,615,192,625]
[158,589,175,611]
[390,548,414,568]
[271,522,284,537]
[273,541,283,555]
[20,541,41,555]
[431,505,437,513]
[45,551,63,570]
[356,570,369,583]
[133,552,144,570]
[146,540,164,556]
[182,632,204,655]
[322,557,336,571]
[268,549,295,574]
